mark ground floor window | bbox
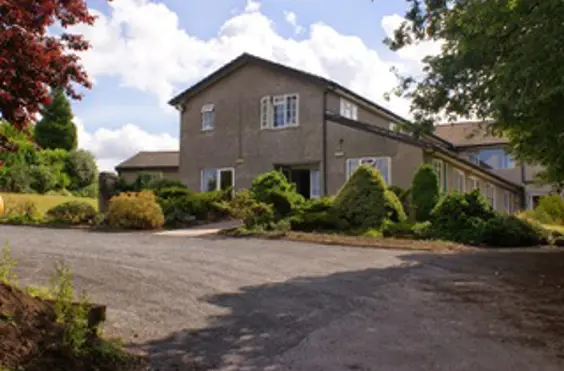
[201,168,234,192]
[503,191,513,213]
[468,176,479,191]
[346,157,391,185]
[485,183,496,208]
[453,169,466,193]
[431,159,444,191]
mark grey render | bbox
[168,53,543,212]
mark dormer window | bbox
[202,104,215,131]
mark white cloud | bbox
[284,11,304,35]
[73,0,439,118]
[76,118,178,172]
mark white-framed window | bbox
[478,149,515,169]
[503,191,513,214]
[453,169,466,193]
[340,98,358,120]
[485,183,496,208]
[201,104,215,131]
[468,176,479,191]
[201,168,234,192]
[346,157,391,185]
[260,94,299,129]
[389,122,398,132]
[432,159,444,190]
[310,169,320,199]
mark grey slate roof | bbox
[115,151,179,170]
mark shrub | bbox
[411,221,432,239]
[0,165,32,193]
[384,189,407,223]
[388,185,412,216]
[429,190,495,244]
[251,170,305,216]
[148,178,187,190]
[108,191,164,230]
[46,201,98,225]
[382,220,414,238]
[412,164,440,222]
[73,182,98,198]
[158,190,227,226]
[38,149,71,189]
[517,209,553,225]
[132,172,161,192]
[155,187,192,200]
[65,150,98,190]
[535,195,564,224]
[333,164,387,230]
[221,189,275,229]
[2,200,41,224]
[290,210,348,232]
[30,165,57,193]
[479,215,548,247]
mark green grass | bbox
[0,193,98,216]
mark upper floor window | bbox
[346,157,391,185]
[201,104,215,131]
[389,122,398,132]
[453,169,466,193]
[260,94,299,129]
[478,149,514,169]
[340,98,358,120]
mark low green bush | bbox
[382,220,413,238]
[388,185,411,217]
[290,210,348,232]
[2,200,41,225]
[72,182,98,198]
[384,189,407,223]
[148,178,187,191]
[334,164,387,230]
[411,221,432,239]
[479,215,548,247]
[107,191,164,230]
[154,187,192,200]
[429,190,495,244]
[412,164,440,222]
[46,201,98,225]
[535,195,564,224]
[30,165,57,194]
[221,189,275,229]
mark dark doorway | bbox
[275,166,316,199]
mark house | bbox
[167,53,545,213]
[115,151,180,183]
[434,123,551,209]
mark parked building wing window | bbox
[478,149,515,169]
[201,104,215,131]
[340,98,358,120]
[346,157,391,185]
[260,94,299,129]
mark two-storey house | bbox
[164,53,529,212]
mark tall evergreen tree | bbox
[34,89,78,151]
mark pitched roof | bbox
[168,53,452,147]
[115,151,179,170]
[434,122,508,147]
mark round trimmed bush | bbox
[412,164,440,222]
[65,150,98,190]
[108,191,164,230]
[251,170,305,216]
[333,164,387,230]
[47,201,97,225]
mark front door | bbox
[275,165,320,199]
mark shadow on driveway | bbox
[136,249,564,371]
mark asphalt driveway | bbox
[2,225,563,371]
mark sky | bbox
[71,0,440,171]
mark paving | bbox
[2,225,563,371]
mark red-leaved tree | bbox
[0,0,99,131]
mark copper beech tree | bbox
[0,0,100,135]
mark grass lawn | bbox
[0,193,98,215]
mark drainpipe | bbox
[322,90,328,196]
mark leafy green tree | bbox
[65,150,98,190]
[411,164,440,222]
[388,1,564,183]
[35,89,78,151]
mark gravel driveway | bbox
[2,225,563,371]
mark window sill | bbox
[261,124,300,131]
[201,128,214,133]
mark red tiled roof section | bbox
[433,122,509,147]
[115,151,179,170]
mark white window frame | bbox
[201,104,215,131]
[310,169,321,199]
[453,169,466,193]
[200,167,235,192]
[432,159,444,190]
[346,157,392,185]
[485,183,496,209]
[340,98,358,120]
[468,176,479,191]
[260,94,299,129]
[389,122,398,132]
[503,191,512,214]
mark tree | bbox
[411,164,440,222]
[34,89,78,151]
[65,150,98,190]
[388,1,564,183]
[0,0,97,131]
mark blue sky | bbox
[72,0,436,171]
